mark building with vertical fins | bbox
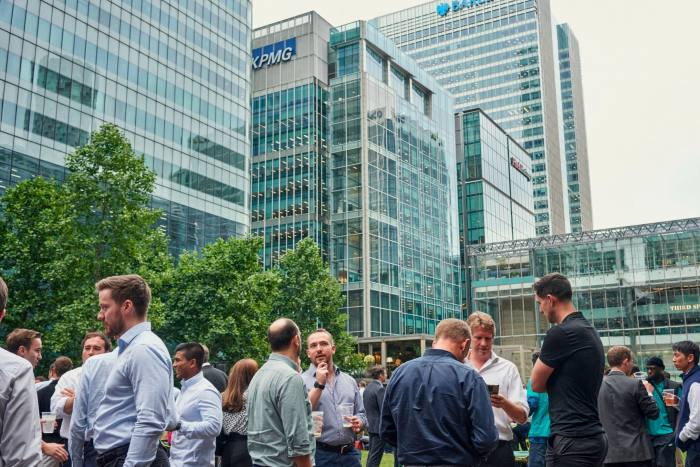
[372,0,590,236]
[557,23,592,232]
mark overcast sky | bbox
[252,0,700,230]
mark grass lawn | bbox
[360,450,396,467]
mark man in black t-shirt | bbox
[530,273,607,467]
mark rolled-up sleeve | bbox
[279,375,313,458]
[467,374,499,456]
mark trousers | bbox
[546,433,608,467]
[95,444,169,467]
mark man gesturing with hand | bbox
[302,329,367,467]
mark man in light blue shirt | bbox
[69,349,118,467]
[91,274,172,467]
[169,342,222,467]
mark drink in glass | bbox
[663,389,677,407]
[41,412,56,434]
[311,411,324,438]
[339,403,353,428]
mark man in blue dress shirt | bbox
[91,274,172,467]
[380,318,499,466]
[169,342,222,467]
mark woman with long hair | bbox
[219,358,258,467]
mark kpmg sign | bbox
[252,38,297,70]
[436,0,490,16]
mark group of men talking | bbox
[2,270,700,467]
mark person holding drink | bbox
[302,329,366,467]
[644,356,681,467]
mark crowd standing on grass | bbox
[2,273,700,467]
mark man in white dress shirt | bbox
[0,275,42,466]
[51,332,111,464]
[169,342,222,467]
[465,311,528,467]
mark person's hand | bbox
[641,380,653,395]
[42,442,69,462]
[348,415,363,433]
[490,394,508,409]
[316,362,329,386]
[61,388,75,399]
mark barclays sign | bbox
[252,38,297,70]
[436,0,490,16]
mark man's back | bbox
[0,348,42,467]
[202,364,228,392]
[246,354,314,467]
[362,380,384,435]
[380,349,498,466]
[540,312,605,437]
[598,371,659,463]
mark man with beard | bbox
[380,318,498,466]
[530,273,607,467]
[246,318,314,467]
[644,356,681,467]
[91,274,172,466]
[302,329,366,467]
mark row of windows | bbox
[0,9,248,135]
[57,0,249,94]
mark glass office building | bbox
[328,21,462,349]
[251,12,332,268]
[466,217,700,368]
[372,0,592,237]
[456,108,534,305]
[0,0,252,254]
[557,23,592,232]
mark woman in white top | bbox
[219,358,258,467]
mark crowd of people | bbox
[1,272,700,467]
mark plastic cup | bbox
[663,389,677,407]
[633,372,646,380]
[339,403,353,428]
[41,412,56,434]
[311,411,324,438]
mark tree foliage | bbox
[0,124,171,367]
[160,236,279,364]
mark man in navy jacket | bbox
[380,318,498,466]
[673,340,700,466]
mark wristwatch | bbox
[314,381,326,390]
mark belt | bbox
[96,444,129,466]
[315,440,354,454]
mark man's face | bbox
[18,337,42,369]
[82,336,108,363]
[535,294,557,324]
[646,364,664,382]
[97,289,126,339]
[173,350,195,380]
[307,332,336,367]
[470,326,493,359]
[673,350,694,373]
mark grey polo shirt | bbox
[301,364,367,446]
[247,354,315,467]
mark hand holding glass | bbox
[41,412,56,434]
[311,411,324,438]
[339,403,354,428]
[663,389,679,407]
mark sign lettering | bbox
[253,38,297,70]
[510,157,532,181]
[436,0,490,17]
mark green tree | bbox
[0,124,171,366]
[273,238,356,366]
[161,236,279,364]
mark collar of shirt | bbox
[268,353,299,372]
[607,369,625,376]
[117,321,151,354]
[181,371,205,392]
[470,351,501,373]
[202,362,211,368]
[423,348,461,361]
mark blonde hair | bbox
[466,311,496,336]
[435,319,471,343]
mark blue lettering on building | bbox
[436,0,490,17]
[253,38,297,70]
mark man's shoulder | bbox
[0,347,33,379]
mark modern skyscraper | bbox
[372,0,585,236]
[251,12,332,268]
[0,0,252,254]
[557,23,592,232]
[328,21,462,346]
